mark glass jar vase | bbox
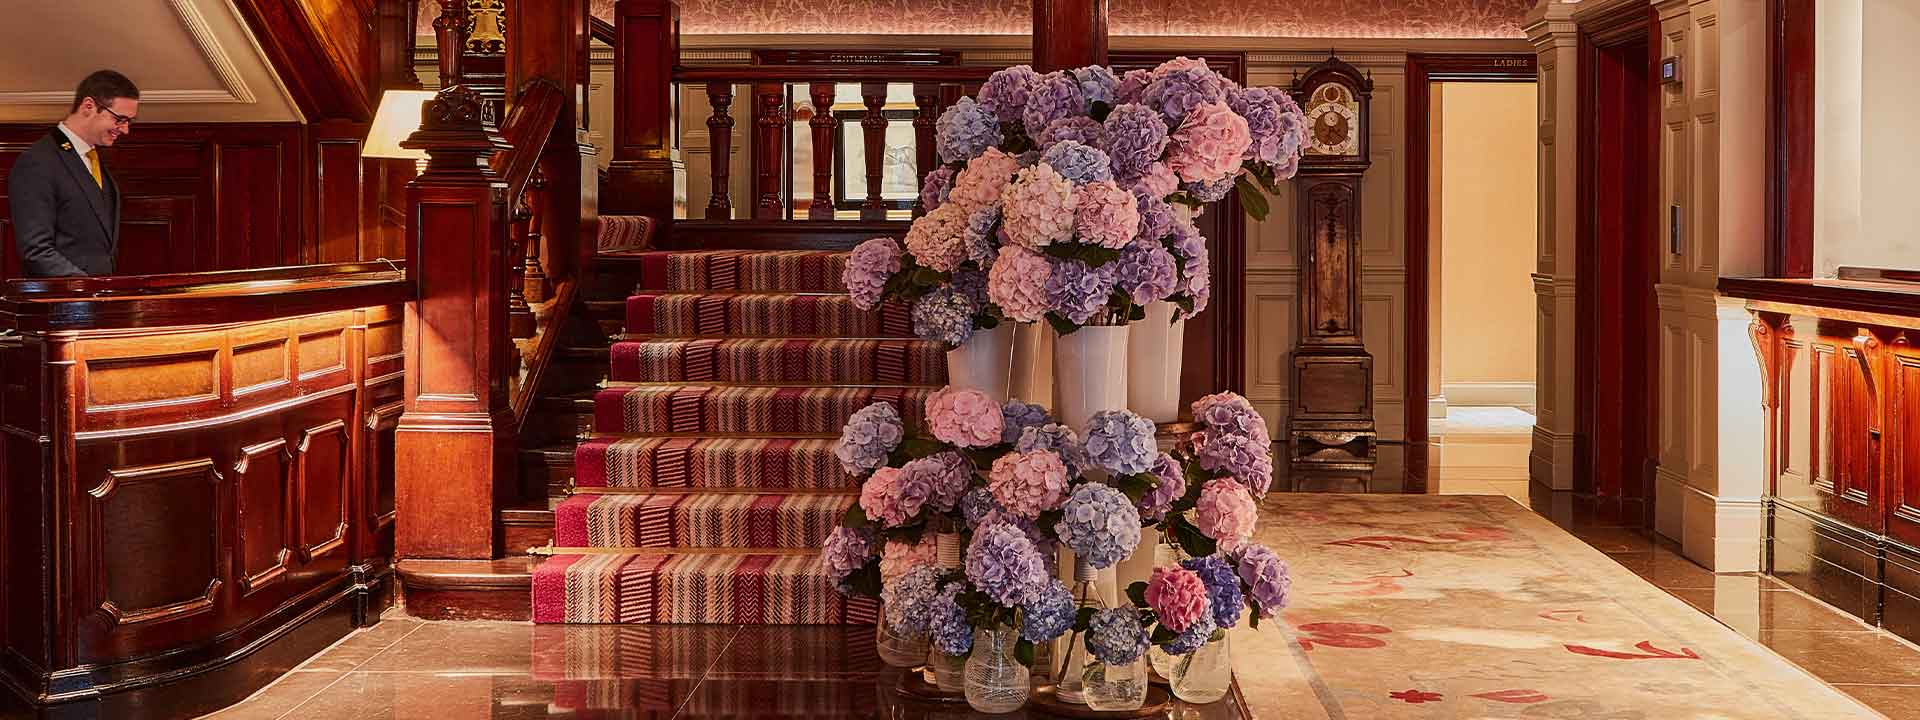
[876,610,930,668]
[1083,654,1151,711]
[1169,631,1232,703]
[964,627,1030,713]
[929,646,966,692]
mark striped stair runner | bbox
[534,239,924,625]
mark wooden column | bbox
[912,82,940,217]
[1033,0,1109,71]
[752,83,787,220]
[705,84,735,219]
[608,0,683,220]
[860,82,889,221]
[395,2,514,560]
[809,83,837,220]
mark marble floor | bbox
[195,406,1920,719]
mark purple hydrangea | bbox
[1041,140,1113,186]
[1193,394,1271,447]
[845,238,902,311]
[1045,258,1119,326]
[1183,176,1236,203]
[981,509,1057,560]
[1138,452,1185,521]
[1057,483,1143,569]
[1038,116,1106,150]
[1001,400,1051,444]
[962,206,1001,266]
[1198,432,1274,495]
[903,451,972,514]
[929,582,974,655]
[1232,543,1291,618]
[936,97,1003,164]
[1227,86,1290,165]
[883,565,943,633]
[978,65,1042,124]
[1113,241,1179,305]
[1181,556,1245,629]
[822,525,876,592]
[1017,423,1089,476]
[1160,613,1217,655]
[1074,65,1120,106]
[961,486,1001,525]
[1087,607,1151,665]
[911,286,975,347]
[1102,104,1170,184]
[1170,222,1211,317]
[920,166,955,212]
[1084,409,1158,476]
[1133,187,1174,242]
[1115,69,1153,105]
[835,401,904,474]
[1020,578,1076,643]
[1144,65,1228,128]
[966,521,1052,606]
[953,267,990,308]
[1023,71,1088,134]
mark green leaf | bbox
[1090,101,1113,123]
[1168,192,1204,209]
[1235,176,1271,222]
[1035,509,1063,536]
[1076,606,1097,632]
[1116,471,1158,505]
[1249,612,1262,630]
[841,504,869,529]
[1046,312,1080,337]
[1015,638,1035,667]
[1127,303,1147,322]
[1042,241,1122,267]
[899,437,947,460]
[1126,581,1149,608]
[1170,515,1217,558]
[1209,628,1226,642]
[1173,295,1196,319]
[1150,625,1177,645]
[846,561,882,597]
[976,313,1001,330]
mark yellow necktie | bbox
[84,149,101,188]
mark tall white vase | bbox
[1053,325,1129,434]
[1127,302,1186,423]
[945,323,1014,401]
[1011,322,1053,405]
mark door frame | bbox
[1402,53,1538,492]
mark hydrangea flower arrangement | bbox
[848,58,1307,339]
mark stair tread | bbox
[593,384,932,435]
[609,337,946,384]
[575,435,855,491]
[594,249,852,294]
[624,293,910,339]
[532,553,878,624]
[553,492,851,549]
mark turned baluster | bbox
[912,82,939,217]
[522,170,549,305]
[860,82,889,220]
[809,82,838,220]
[705,83,735,219]
[508,190,536,340]
[752,82,787,220]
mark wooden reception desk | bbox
[1722,272,1920,645]
[0,263,410,718]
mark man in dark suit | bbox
[8,70,139,277]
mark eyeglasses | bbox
[95,102,134,127]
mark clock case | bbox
[1286,56,1379,475]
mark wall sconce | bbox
[362,89,435,173]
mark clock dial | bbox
[1304,98,1360,156]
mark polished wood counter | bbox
[0,263,409,718]
[1723,273,1920,645]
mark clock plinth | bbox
[1287,56,1376,474]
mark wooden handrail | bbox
[590,16,616,46]
[673,64,998,83]
[510,278,576,431]
[492,79,566,205]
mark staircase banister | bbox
[590,16,617,46]
[672,64,999,84]
[491,79,567,205]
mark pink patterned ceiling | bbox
[422,1,1533,39]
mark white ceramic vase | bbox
[1127,302,1186,423]
[1053,325,1129,435]
[945,323,1014,401]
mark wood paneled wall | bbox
[0,124,412,280]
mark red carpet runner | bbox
[533,246,920,624]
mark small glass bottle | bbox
[1053,556,1105,704]
[964,626,1030,713]
[1170,631,1233,703]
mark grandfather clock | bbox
[1286,56,1376,473]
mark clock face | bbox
[1305,84,1361,156]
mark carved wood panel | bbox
[234,438,294,596]
[1887,338,1920,547]
[89,458,224,629]
[297,419,352,563]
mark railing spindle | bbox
[860,82,889,221]
[523,170,548,305]
[809,82,837,220]
[508,191,535,340]
[912,82,939,217]
[752,82,787,220]
[704,83,735,219]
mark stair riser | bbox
[609,340,947,384]
[575,437,856,491]
[533,554,879,625]
[593,386,930,435]
[613,250,851,294]
[628,295,912,338]
[554,494,849,550]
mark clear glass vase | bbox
[1083,655,1151,711]
[929,646,966,692]
[1170,632,1232,703]
[876,611,930,668]
[964,627,1030,713]
[1053,557,1105,704]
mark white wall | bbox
[1437,82,1539,409]
[1814,0,1920,276]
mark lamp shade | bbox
[362,90,435,160]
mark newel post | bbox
[394,0,514,560]
[608,0,683,220]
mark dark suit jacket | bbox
[8,127,118,277]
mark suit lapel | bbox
[47,129,115,241]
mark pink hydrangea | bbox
[1073,180,1141,249]
[860,467,920,527]
[949,148,1021,214]
[1146,566,1211,633]
[1195,478,1257,541]
[880,535,938,582]
[925,386,1004,448]
[999,164,1077,250]
[904,203,971,272]
[1167,101,1252,185]
[1132,162,1179,201]
[988,450,1070,519]
[987,246,1054,322]
[1154,56,1212,75]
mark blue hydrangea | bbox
[1057,483,1143,569]
[1137,452,1185,521]
[1020,578,1076,643]
[1074,65,1120,107]
[1084,409,1158,476]
[1103,104,1170,183]
[1045,258,1119,326]
[1160,613,1217,655]
[1023,71,1088,134]
[963,206,1001,266]
[883,565,943,633]
[920,165,955,211]
[1001,400,1051,444]
[1037,117,1106,150]
[834,402,904,474]
[978,65,1042,124]
[1113,240,1178,305]
[1183,176,1235,203]
[1133,187,1174,242]
[1087,607,1151,665]
[1181,556,1245,629]
[912,286,975,347]
[1016,423,1088,476]
[929,582,974,656]
[936,97,1004,164]
[1144,66,1228,127]
[966,522,1052,606]
[1041,140,1113,186]
[953,267,990,308]
[961,486,1002,526]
